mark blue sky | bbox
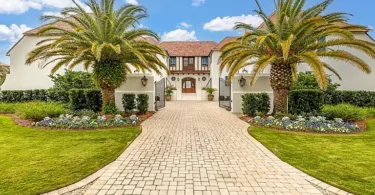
[0,0,374,64]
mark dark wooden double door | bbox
[182,78,196,93]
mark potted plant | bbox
[165,85,176,101]
[205,87,217,101]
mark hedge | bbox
[325,90,375,107]
[69,89,102,112]
[122,94,136,114]
[242,93,270,116]
[0,89,69,103]
[136,94,149,115]
[289,89,324,115]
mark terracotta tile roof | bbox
[23,16,77,36]
[159,41,217,56]
[212,37,239,51]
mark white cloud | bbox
[192,0,205,6]
[0,0,89,14]
[179,22,192,29]
[203,14,263,32]
[368,26,373,30]
[42,11,62,17]
[126,0,139,5]
[0,24,31,43]
[161,29,198,41]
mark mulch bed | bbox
[241,116,368,134]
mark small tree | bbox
[49,69,95,91]
[291,72,340,92]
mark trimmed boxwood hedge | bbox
[242,93,270,116]
[122,94,136,114]
[288,89,324,115]
[324,90,375,107]
[69,89,102,112]
[136,94,149,115]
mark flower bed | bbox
[33,114,139,129]
[249,116,360,133]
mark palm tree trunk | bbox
[270,63,292,114]
[101,87,116,105]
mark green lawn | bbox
[0,116,140,195]
[248,120,375,195]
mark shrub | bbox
[49,69,96,91]
[136,94,149,115]
[325,91,375,107]
[15,102,66,121]
[32,89,48,101]
[0,103,20,114]
[23,90,33,101]
[289,89,324,115]
[242,93,270,116]
[122,94,136,114]
[322,104,370,121]
[0,90,24,103]
[69,89,101,112]
[69,89,87,111]
[85,90,102,112]
[291,72,340,91]
[48,89,70,103]
[103,102,120,115]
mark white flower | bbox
[267,116,275,120]
[281,117,290,121]
[334,118,343,123]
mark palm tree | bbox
[0,65,9,88]
[220,0,375,114]
[26,0,168,108]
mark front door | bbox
[182,78,196,93]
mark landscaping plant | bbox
[15,101,66,121]
[122,94,136,114]
[220,0,375,114]
[49,69,96,91]
[322,104,371,121]
[136,94,149,115]
[26,0,169,110]
[242,93,270,116]
[205,87,217,101]
[165,86,176,101]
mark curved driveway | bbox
[85,101,323,195]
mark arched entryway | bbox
[182,77,196,93]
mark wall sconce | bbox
[141,76,148,86]
[242,69,248,74]
[239,76,246,87]
[177,78,180,82]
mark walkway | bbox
[85,101,323,195]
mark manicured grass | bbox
[248,120,375,195]
[0,116,140,195]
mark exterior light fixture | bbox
[239,76,246,87]
[141,76,148,87]
[242,69,248,74]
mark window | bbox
[183,57,194,66]
[201,57,209,66]
[169,57,176,66]
[318,37,326,51]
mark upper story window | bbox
[169,57,176,66]
[201,57,209,66]
[183,57,195,66]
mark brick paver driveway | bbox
[85,101,322,195]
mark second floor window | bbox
[183,57,195,66]
[170,57,176,66]
[202,57,209,66]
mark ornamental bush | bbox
[122,94,136,114]
[242,93,270,116]
[288,89,324,115]
[322,104,371,121]
[0,90,24,103]
[15,101,66,121]
[325,91,375,107]
[136,94,149,115]
[69,89,102,112]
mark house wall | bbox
[231,74,273,114]
[299,32,375,91]
[2,36,85,90]
[168,56,210,72]
[115,74,155,112]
